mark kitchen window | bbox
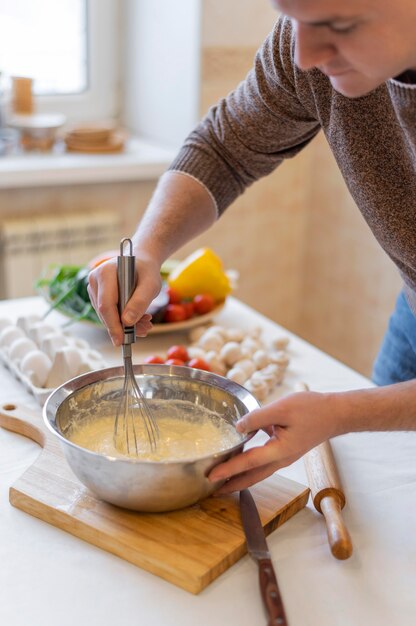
[0,0,119,122]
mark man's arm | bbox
[209,380,416,493]
[88,171,217,346]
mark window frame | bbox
[33,0,119,123]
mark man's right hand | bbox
[87,254,161,346]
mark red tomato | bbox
[163,304,187,323]
[144,355,165,364]
[167,345,189,362]
[193,293,215,315]
[165,358,186,366]
[167,286,182,305]
[188,358,212,372]
[182,300,195,319]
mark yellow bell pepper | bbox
[167,248,232,301]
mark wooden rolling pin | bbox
[295,382,353,560]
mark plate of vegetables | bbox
[36,247,234,333]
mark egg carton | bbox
[0,313,107,405]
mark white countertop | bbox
[0,296,415,626]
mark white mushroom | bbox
[189,325,209,343]
[204,351,227,375]
[187,346,207,360]
[269,350,290,369]
[271,334,290,351]
[293,381,309,393]
[233,358,256,378]
[198,331,224,352]
[247,326,262,339]
[252,349,270,370]
[225,327,245,343]
[241,337,262,357]
[226,367,247,385]
[208,325,228,338]
[220,341,243,367]
[245,378,269,402]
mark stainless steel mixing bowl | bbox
[43,364,259,512]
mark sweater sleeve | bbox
[168,17,321,215]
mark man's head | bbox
[271,0,416,97]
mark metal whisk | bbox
[113,238,159,455]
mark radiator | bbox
[0,211,121,299]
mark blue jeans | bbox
[372,290,416,386]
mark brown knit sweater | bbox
[169,17,416,310]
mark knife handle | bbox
[259,558,288,626]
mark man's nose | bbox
[293,21,336,70]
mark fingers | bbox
[88,256,161,346]
[214,461,282,494]
[121,270,162,328]
[208,439,280,484]
[135,314,153,337]
[88,259,122,346]
[236,404,286,435]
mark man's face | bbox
[271,0,416,97]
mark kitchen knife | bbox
[240,489,288,626]
[295,382,353,560]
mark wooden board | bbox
[0,403,309,594]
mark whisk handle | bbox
[117,238,136,345]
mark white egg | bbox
[0,317,14,332]
[0,325,25,348]
[20,350,52,388]
[9,337,38,363]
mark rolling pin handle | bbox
[320,495,353,560]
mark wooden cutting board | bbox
[0,402,309,594]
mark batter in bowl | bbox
[67,398,243,460]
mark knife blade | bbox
[240,489,289,626]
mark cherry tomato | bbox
[165,358,186,366]
[193,293,215,315]
[182,300,195,319]
[188,358,212,372]
[167,345,189,362]
[163,304,187,323]
[87,249,118,269]
[144,355,165,364]
[167,286,182,305]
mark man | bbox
[88,0,416,493]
